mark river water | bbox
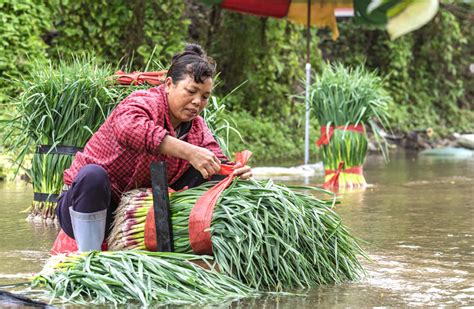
[0,151,472,307]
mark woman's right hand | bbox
[187,145,221,179]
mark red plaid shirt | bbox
[64,85,226,202]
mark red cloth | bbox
[221,0,290,18]
[316,124,365,147]
[64,85,227,202]
[114,70,167,86]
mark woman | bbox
[57,44,252,252]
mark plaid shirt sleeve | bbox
[110,91,168,155]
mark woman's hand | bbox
[160,136,221,179]
[232,162,252,180]
[187,145,221,179]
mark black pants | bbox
[56,164,224,239]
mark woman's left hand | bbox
[232,162,253,180]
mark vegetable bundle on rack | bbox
[310,63,391,189]
[32,251,257,306]
[108,178,366,290]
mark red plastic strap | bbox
[188,150,252,255]
[144,189,174,251]
[144,208,157,251]
[316,124,365,147]
[323,162,363,188]
[114,70,167,86]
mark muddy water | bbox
[0,181,57,285]
[0,151,472,307]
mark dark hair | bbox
[167,43,216,84]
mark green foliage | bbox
[202,91,244,159]
[409,9,472,133]
[0,0,51,103]
[310,63,390,127]
[5,57,131,153]
[0,1,472,169]
[224,111,319,164]
[46,0,188,67]
[207,13,321,118]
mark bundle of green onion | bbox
[32,251,257,306]
[29,153,73,220]
[4,57,140,221]
[108,179,366,290]
[310,63,391,189]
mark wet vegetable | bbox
[33,250,257,306]
[109,179,366,290]
[310,63,391,189]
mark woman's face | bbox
[165,74,212,127]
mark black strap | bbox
[36,145,83,155]
[150,162,174,252]
[33,192,59,203]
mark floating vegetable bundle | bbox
[108,178,366,290]
[311,63,391,189]
[32,251,256,306]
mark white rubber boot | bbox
[69,207,107,252]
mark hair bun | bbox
[167,43,216,83]
[184,43,205,57]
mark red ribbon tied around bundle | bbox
[323,161,363,188]
[114,70,167,86]
[189,150,252,255]
[316,124,365,147]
